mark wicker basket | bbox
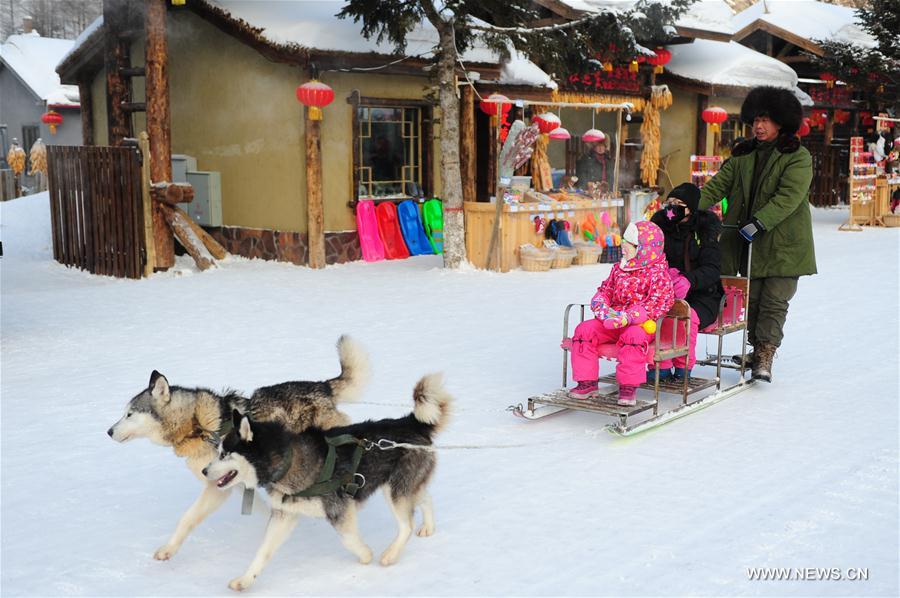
[883,213,900,227]
[573,243,602,265]
[551,247,577,269]
[519,249,554,272]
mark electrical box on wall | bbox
[180,171,222,227]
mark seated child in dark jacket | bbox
[649,183,724,380]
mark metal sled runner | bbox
[512,275,755,436]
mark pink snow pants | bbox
[570,319,652,386]
[656,308,700,371]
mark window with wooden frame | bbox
[717,116,745,155]
[350,96,432,202]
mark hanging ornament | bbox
[548,127,571,140]
[603,62,613,73]
[582,128,606,143]
[532,112,560,135]
[41,110,63,135]
[701,106,728,133]
[819,72,836,89]
[647,48,671,75]
[479,93,511,126]
[295,80,335,121]
[797,118,811,138]
[628,59,639,74]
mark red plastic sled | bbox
[375,202,410,260]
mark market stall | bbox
[465,97,637,272]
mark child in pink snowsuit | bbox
[568,220,674,406]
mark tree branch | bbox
[468,11,608,35]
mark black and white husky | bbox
[204,373,453,592]
[107,335,369,561]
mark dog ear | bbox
[149,370,170,404]
[239,416,254,443]
[232,409,242,431]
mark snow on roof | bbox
[0,31,79,106]
[731,0,875,48]
[58,15,103,70]
[676,0,736,36]
[666,38,812,105]
[495,49,557,90]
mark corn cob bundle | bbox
[640,104,661,186]
[29,139,47,176]
[7,143,26,175]
[650,85,673,110]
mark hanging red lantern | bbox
[532,112,560,135]
[295,80,334,121]
[647,47,671,74]
[479,93,511,126]
[819,72,836,89]
[701,106,728,133]
[797,118,811,137]
[41,110,63,135]
[834,109,850,125]
[809,109,828,129]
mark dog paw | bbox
[358,549,373,565]
[379,550,399,567]
[416,525,434,537]
[153,545,177,561]
[228,576,254,592]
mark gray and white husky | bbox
[205,373,452,592]
[107,335,369,561]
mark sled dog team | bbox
[108,336,453,591]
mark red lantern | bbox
[647,47,671,74]
[532,113,560,135]
[582,128,606,143]
[797,118,811,137]
[701,106,728,133]
[41,110,63,135]
[479,93,511,126]
[834,109,850,125]
[809,109,828,129]
[820,72,836,89]
[548,127,571,140]
[295,80,334,121]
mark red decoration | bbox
[809,109,828,129]
[819,72,836,89]
[565,68,640,93]
[533,113,561,135]
[701,106,728,133]
[295,80,334,120]
[479,93,511,127]
[797,118,811,137]
[859,111,874,127]
[582,128,606,143]
[834,109,850,125]
[548,127,571,140]
[646,47,671,74]
[41,110,63,134]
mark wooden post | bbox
[306,112,326,268]
[145,0,174,270]
[138,132,157,277]
[460,85,476,203]
[103,0,131,145]
[612,109,623,194]
[78,80,93,145]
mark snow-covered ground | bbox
[2,193,898,596]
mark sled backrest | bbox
[700,276,748,335]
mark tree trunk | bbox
[434,20,466,268]
[306,116,326,269]
[460,84,476,204]
[161,206,216,271]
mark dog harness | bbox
[277,434,370,500]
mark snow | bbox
[666,39,811,104]
[0,31,79,107]
[676,0,735,36]
[57,14,103,70]
[731,0,876,48]
[1,194,898,596]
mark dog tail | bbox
[328,335,370,403]
[412,373,453,434]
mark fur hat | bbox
[667,182,701,212]
[740,86,803,136]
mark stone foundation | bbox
[204,226,361,266]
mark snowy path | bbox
[1,194,897,596]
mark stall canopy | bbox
[666,39,813,105]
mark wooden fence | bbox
[807,141,848,207]
[47,145,146,279]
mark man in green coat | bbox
[699,86,816,382]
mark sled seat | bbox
[699,276,749,336]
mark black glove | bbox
[739,218,765,242]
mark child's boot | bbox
[617,385,637,406]
[646,368,672,384]
[568,379,598,399]
[673,367,691,380]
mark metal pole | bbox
[613,109,623,196]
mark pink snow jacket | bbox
[591,221,675,324]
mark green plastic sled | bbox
[422,198,444,254]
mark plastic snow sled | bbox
[397,200,434,256]
[422,198,444,254]
[356,200,385,262]
[511,274,755,436]
[375,201,410,260]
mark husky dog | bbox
[108,335,369,561]
[205,373,452,591]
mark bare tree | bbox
[1,0,101,40]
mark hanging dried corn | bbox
[640,103,661,187]
[29,139,48,176]
[7,142,26,176]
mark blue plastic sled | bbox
[397,200,434,255]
